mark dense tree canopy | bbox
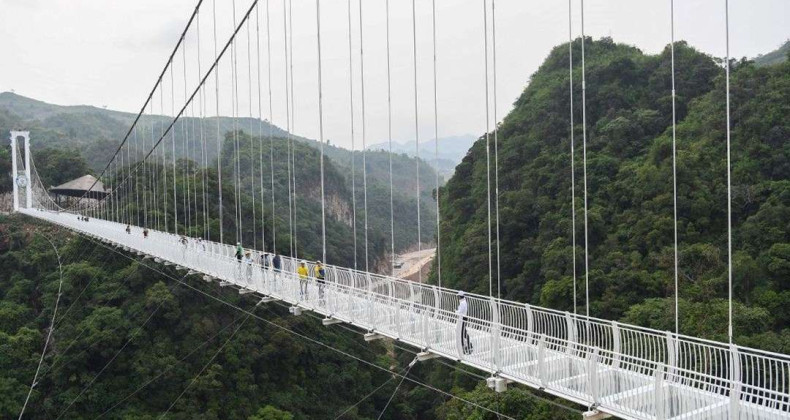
[432,38,789,351]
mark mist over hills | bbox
[366,134,476,178]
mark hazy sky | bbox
[1,0,788,151]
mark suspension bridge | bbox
[6,0,790,418]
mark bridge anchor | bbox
[289,306,303,316]
[239,288,255,295]
[364,332,384,342]
[416,351,440,362]
[582,409,611,420]
[322,317,343,326]
[485,376,509,393]
[256,296,278,305]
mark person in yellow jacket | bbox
[297,261,309,300]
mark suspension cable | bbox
[214,0,224,243]
[171,65,179,235]
[158,312,254,419]
[376,360,416,419]
[232,0,242,244]
[411,0,422,282]
[17,233,63,420]
[492,0,502,301]
[349,0,359,270]
[255,2,266,251]
[358,0,370,272]
[568,0,577,314]
[316,0,327,263]
[385,0,395,275]
[95,0,260,245]
[288,0,298,258]
[197,9,209,240]
[266,0,276,253]
[483,0,493,297]
[182,44,191,235]
[431,0,441,287]
[580,0,590,319]
[68,0,205,210]
[55,277,186,419]
[85,236,518,420]
[161,86,169,233]
[247,16,257,250]
[283,0,294,257]
[247,16,258,249]
[670,0,679,335]
[724,0,735,344]
[96,316,244,418]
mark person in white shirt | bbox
[457,291,473,354]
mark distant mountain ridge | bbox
[753,40,790,67]
[366,134,476,178]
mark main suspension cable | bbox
[69,0,205,210]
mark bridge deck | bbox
[21,208,790,420]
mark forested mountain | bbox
[433,38,789,352]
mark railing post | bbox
[395,283,403,338]
[538,335,547,387]
[366,273,373,330]
[654,364,666,420]
[23,133,32,209]
[432,286,440,346]
[665,331,676,381]
[565,311,577,356]
[587,347,600,404]
[611,321,621,370]
[730,344,741,420]
[456,307,464,360]
[491,298,501,371]
[525,303,534,344]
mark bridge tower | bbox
[9,131,32,212]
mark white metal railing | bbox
[20,208,790,420]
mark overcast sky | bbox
[1,0,788,151]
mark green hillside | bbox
[754,40,790,67]
[0,92,441,261]
[434,38,789,351]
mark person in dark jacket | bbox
[272,254,282,289]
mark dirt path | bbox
[393,247,436,281]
